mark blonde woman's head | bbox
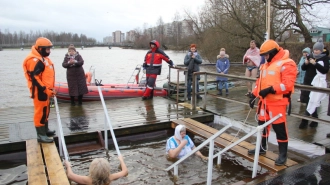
[89,158,111,185]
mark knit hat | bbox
[313,38,324,51]
[68,44,76,51]
[302,47,311,54]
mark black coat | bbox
[300,55,329,103]
[62,52,88,97]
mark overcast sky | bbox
[0,0,205,42]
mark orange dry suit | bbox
[252,48,297,143]
[23,46,55,127]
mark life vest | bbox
[23,46,55,98]
[258,50,295,101]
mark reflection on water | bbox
[68,106,89,132]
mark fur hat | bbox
[313,38,324,51]
[68,44,76,51]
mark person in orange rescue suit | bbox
[248,39,297,166]
[23,37,55,143]
[142,40,174,100]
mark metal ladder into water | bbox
[126,64,146,87]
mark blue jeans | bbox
[187,78,199,98]
[218,80,228,90]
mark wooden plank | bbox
[172,120,287,172]
[26,139,47,185]
[41,142,70,185]
[183,118,298,167]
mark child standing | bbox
[216,51,230,95]
[296,47,310,102]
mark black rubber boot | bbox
[218,89,222,95]
[45,121,55,136]
[78,95,83,106]
[226,89,229,95]
[275,142,288,166]
[309,121,318,128]
[149,89,154,99]
[36,126,53,143]
[248,137,267,155]
[70,96,76,106]
[299,119,308,129]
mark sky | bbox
[0,0,206,42]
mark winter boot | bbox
[217,89,222,95]
[225,89,229,95]
[78,95,83,106]
[309,121,318,128]
[275,142,288,166]
[299,119,308,129]
[248,137,267,155]
[70,96,76,106]
[45,121,55,136]
[35,126,53,143]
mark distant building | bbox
[126,30,136,42]
[112,30,122,43]
[297,26,330,42]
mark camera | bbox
[306,54,314,60]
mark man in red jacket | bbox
[142,40,174,100]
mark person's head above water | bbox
[174,125,186,141]
[89,158,111,185]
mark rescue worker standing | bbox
[248,40,297,166]
[23,37,55,143]
[142,40,174,100]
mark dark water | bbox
[61,134,259,185]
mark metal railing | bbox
[97,86,121,155]
[53,96,69,161]
[189,71,330,124]
[165,122,232,181]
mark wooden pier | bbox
[26,139,69,185]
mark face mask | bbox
[39,48,50,57]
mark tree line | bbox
[0,29,97,45]
[131,0,330,63]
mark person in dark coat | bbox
[184,44,203,101]
[299,39,329,129]
[62,44,88,106]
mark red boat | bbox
[54,82,167,101]
[54,65,168,101]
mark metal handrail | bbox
[212,113,282,179]
[53,96,69,161]
[165,122,232,174]
[97,86,121,155]
[190,71,330,125]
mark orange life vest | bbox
[23,46,55,97]
[258,50,295,101]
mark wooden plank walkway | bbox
[0,97,214,153]
[26,139,69,185]
[172,118,298,172]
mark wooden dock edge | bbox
[26,139,69,185]
[172,118,298,172]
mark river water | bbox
[0,47,189,108]
[0,47,257,185]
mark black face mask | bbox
[39,48,50,57]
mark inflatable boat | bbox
[54,65,167,101]
[54,82,167,101]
